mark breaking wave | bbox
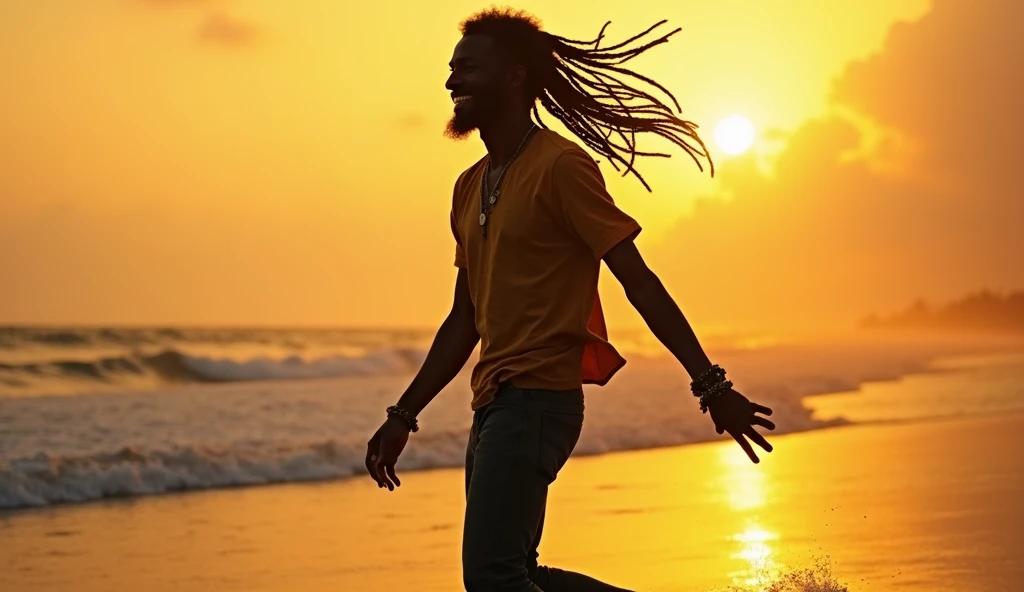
[0,408,840,510]
[0,348,426,391]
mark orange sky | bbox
[3,0,1019,334]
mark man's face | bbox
[444,34,511,139]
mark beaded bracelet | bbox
[386,405,419,433]
[690,364,733,413]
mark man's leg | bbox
[462,385,632,592]
[523,392,634,592]
[462,385,547,592]
[524,506,632,591]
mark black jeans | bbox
[462,383,633,592]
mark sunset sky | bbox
[2,0,1020,335]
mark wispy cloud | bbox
[142,0,217,5]
[196,12,259,48]
[139,0,260,48]
[395,113,428,131]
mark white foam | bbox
[2,412,836,510]
[179,349,427,381]
[2,334,1020,509]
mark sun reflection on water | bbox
[717,445,786,587]
[718,445,769,512]
[729,524,783,587]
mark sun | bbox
[714,114,755,155]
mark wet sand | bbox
[2,412,1022,591]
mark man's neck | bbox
[479,112,535,170]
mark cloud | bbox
[647,0,1024,332]
[138,0,260,48]
[832,0,1022,193]
[395,113,428,130]
[141,0,216,6]
[196,12,258,47]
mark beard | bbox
[442,91,501,140]
[443,112,475,140]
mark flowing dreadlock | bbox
[460,7,714,191]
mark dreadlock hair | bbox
[460,7,714,191]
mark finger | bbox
[752,416,776,431]
[751,403,773,416]
[365,448,383,487]
[376,459,395,491]
[385,463,401,488]
[745,426,774,453]
[716,424,725,435]
[376,439,393,490]
[730,431,759,464]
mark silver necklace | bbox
[479,123,536,237]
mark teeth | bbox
[453,96,471,104]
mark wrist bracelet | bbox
[697,380,733,413]
[690,364,733,413]
[386,405,419,433]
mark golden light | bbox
[718,445,768,511]
[730,524,783,587]
[714,114,755,155]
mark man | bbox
[366,8,775,591]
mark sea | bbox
[2,325,1022,510]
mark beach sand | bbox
[2,412,1022,592]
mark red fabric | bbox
[581,293,627,386]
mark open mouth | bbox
[452,95,472,111]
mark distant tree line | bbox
[861,290,1024,334]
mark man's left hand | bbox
[708,389,775,463]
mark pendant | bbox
[479,212,487,226]
[489,194,497,204]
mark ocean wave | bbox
[179,349,426,382]
[0,407,840,510]
[0,326,435,351]
[0,439,388,509]
[0,348,427,390]
[4,335,1017,510]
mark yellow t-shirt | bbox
[451,129,642,410]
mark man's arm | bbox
[366,268,478,490]
[602,238,713,379]
[603,237,775,463]
[395,267,479,416]
[548,148,772,462]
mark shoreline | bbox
[3,346,1021,512]
[3,411,1022,591]
[4,406,1022,518]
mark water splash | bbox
[720,556,848,592]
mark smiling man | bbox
[366,7,776,591]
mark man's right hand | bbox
[363,268,478,491]
[365,416,411,491]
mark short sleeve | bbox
[551,149,642,259]
[451,207,467,268]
